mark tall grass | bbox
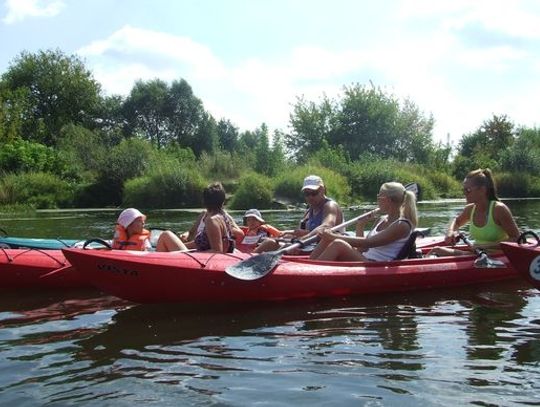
[0,172,74,208]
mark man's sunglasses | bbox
[303,189,319,197]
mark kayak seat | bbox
[395,230,426,260]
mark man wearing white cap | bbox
[254,175,343,253]
[112,208,151,250]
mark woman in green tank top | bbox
[429,168,520,256]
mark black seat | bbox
[395,230,425,260]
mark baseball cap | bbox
[302,175,324,191]
[117,208,146,228]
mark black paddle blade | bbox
[225,252,282,281]
[474,252,506,268]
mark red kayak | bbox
[62,248,519,304]
[500,241,540,289]
[0,248,86,290]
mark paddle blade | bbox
[474,253,506,268]
[225,252,282,280]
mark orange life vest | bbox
[112,224,151,251]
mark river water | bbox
[1,200,539,406]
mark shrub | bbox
[0,172,74,208]
[228,173,274,209]
[273,165,350,204]
[123,166,207,208]
[0,139,66,175]
[496,172,540,198]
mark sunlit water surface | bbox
[1,200,539,406]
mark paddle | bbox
[457,232,506,268]
[226,182,419,281]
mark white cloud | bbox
[2,0,64,24]
[79,25,226,80]
[78,16,540,145]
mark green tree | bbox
[254,124,271,175]
[286,95,336,163]
[287,84,435,163]
[166,79,206,149]
[1,49,101,145]
[0,87,29,142]
[452,114,515,179]
[217,118,239,152]
[500,127,540,173]
[123,79,170,148]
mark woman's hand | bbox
[444,232,458,246]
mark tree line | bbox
[1,49,539,209]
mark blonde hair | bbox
[380,182,418,228]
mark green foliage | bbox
[495,172,540,198]
[0,139,66,174]
[0,87,29,142]
[500,127,540,174]
[454,114,515,177]
[287,84,436,164]
[0,172,74,208]
[344,156,439,201]
[273,165,350,204]
[1,49,101,145]
[228,173,274,209]
[308,140,350,173]
[197,150,250,179]
[123,166,207,208]
[57,124,106,181]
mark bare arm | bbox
[494,202,520,241]
[445,205,473,244]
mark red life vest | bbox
[112,224,151,251]
[237,225,281,251]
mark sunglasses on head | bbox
[303,189,319,197]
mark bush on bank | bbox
[123,166,207,209]
[228,172,274,210]
[0,172,74,208]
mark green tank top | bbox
[469,201,508,244]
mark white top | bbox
[363,217,412,261]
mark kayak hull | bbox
[0,249,86,290]
[500,242,540,289]
[0,236,80,250]
[62,248,519,304]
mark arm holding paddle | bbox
[428,168,520,257]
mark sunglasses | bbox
[303,189,319,197]
[463,186,475,194]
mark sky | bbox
[1,0,539,147]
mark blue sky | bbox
[1,0,539,146]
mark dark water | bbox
[1,200,540,406]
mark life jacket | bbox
[112,224,151,251]
[237,225,281,251]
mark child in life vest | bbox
[237,209,281,251]
[112,208,151,251]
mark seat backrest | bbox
[395,230,425,260]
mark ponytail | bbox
[401,190,418,228]
[466,168,499,201]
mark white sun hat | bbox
[243,208,265,223]
[117,208,146,228]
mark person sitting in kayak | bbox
[310,181,417,261]
[254,175,344,253]
[428,168,520,256]
[112,208,152,251]
[156,182,244,253]
[237,209,281,251]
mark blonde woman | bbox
[310,182,417,262]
